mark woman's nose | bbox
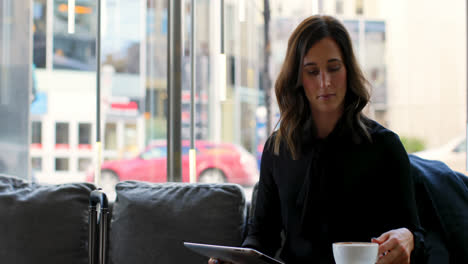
[319,71,331,89]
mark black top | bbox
[243,118,425,263]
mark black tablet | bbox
[183,242,284,264]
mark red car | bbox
[87,140,259,193]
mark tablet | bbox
[183,242,284,264]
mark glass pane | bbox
[31,157,42,172]
[336,0,344,15]
[31,121,42,147]
[191,0,467,203]
[78,123,92,148]
[141,146,167,160]
[22,0,466,197]
[89,0,166,198]
[55,122,69,148]
[173,0,260,199]
[123,123,138,158]
[78,157,92,172]
[104,122,117,150]
[33,0,97,183]
[53,0,96,70]
[33,0,47,68]
[356,0,364,14]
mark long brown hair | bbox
[273,15,371,159]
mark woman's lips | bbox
[317,94,336,100]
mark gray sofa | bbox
[2,155,467,264]
[108,181,248,264]
[0,174,249,264]
[0,174,96,264]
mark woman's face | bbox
[301,37,347,119]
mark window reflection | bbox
[104,123,117,150]
[33,0,47,68]
[141,146,167,160]
[356,0,364,14]
[53,0,96,70]
[335,0,344,15]
[123,123,138,158]
[55,122,69,149]
[22,0,466,189]
[55,157,69,171]
[78,123,92,148]
[78,157,92,172]
[102,0,142,74]
[31,157,42,172]
[31,121,42,148]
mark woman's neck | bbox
[313,111,343,139]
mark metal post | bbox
[46,0,53,70]
[95,0,102,186]
[219,0,226,101]
[149,0,155,145]
[167,0,183,182]
[189,0,197,183]
[220,0,224,54]
[96,0,101,144]
[190,0,196,148]
[263,0,272,134]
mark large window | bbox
[16,0,467,199]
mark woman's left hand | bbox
[371,228,414,264]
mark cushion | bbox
[409,155,468,263]
[109,181,247,264]
[0,174,96,264]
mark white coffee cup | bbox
[332,242,379,264]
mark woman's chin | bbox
[313,105,343,115]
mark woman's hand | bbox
[208,258,233,264]
[371,228,414,264]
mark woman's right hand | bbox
[208,258,233,264]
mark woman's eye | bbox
[328,66,340,72]
[307,70,319,75]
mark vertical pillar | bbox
[167,0,183,182]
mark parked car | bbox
[413,136,467,175]
[86,140,259,198]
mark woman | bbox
[210,15,425,264]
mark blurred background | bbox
[1,0,466,200]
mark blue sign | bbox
[31,92,48,115]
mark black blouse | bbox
[242,118,425,263]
